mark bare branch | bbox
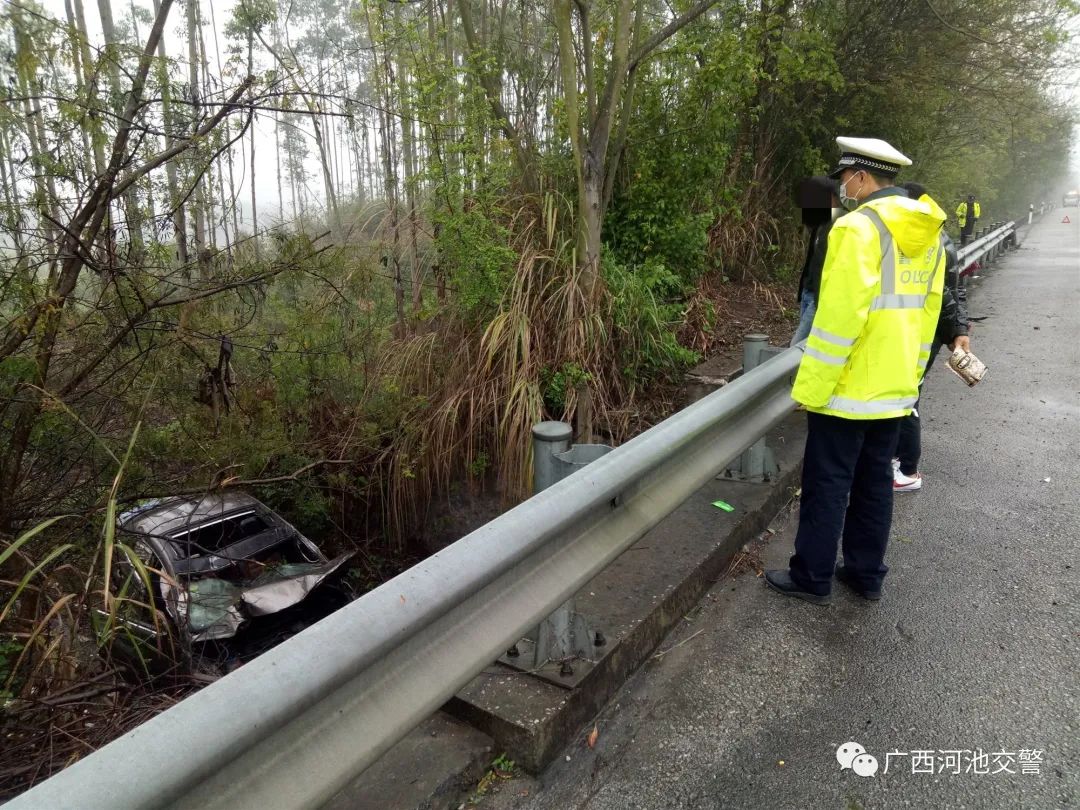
[111,80,253,200]
[628,0,720,73]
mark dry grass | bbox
[0,428,196,797]
[358,181,803,545]
[0,536,191,798]
[366,195,646,541]
[0,671,200,797]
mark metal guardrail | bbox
[956,220,1016,276]
[11,208,1032,810]
[10,346,803,810]
[957,199,1058,276]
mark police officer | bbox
[766,137,947,605]
[956,193,981,245]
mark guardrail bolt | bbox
[506,644,520,658]
[594,631,606,647]
[560,661,575,677]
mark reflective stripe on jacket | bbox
[791,193,947,420]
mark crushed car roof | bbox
[118,492,266,537]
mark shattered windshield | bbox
[170,511,271,554]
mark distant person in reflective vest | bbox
[956,194,981,245]
[892,182,971,493]
[766,137,946,605]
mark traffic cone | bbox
[1063,215,1071,223]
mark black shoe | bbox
[764,569,831,605]
[835,565,882,601]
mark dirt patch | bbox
[684,277,798,361]
[420,482,508,554]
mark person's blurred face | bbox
[797,177,836,225]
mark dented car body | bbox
[116,493,350,643]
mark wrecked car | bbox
[112,493,351,664]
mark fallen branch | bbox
[650,629,705,660]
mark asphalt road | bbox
[478,215,1079,810]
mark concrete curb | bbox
[328,413,807,809]
[445,413,806,772]
[326,713,493,810]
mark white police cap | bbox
[829,137,912,179]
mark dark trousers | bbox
[896,342,943,475]
[960,223,974,245]
[789,412,901,596]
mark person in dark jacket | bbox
[893,182,971,491]
[791,176,841,345]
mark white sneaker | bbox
[891,458,901,473]
[893,468,922,492]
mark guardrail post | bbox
[1029,204,1034,225]
[724,335,779,482]
[532,420,573,492]
[6,333,811,809]
[502,422,611,683]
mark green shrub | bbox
[603,254,700,386]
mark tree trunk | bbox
[186,0,208,275]
[98,0,146,261]
[128,0,159,231]
[0,126,27,260]
[343,68,364,203]
[458,0,538,195]
[555,0,717,287]
[603,8,646,213]
[275,111,285,219]
[64,0,97,182]
[153,0,189,267]
[208,0,237,252]
[361,108,372,203]
[11,7,63,267]
[310,111,342,237]
[273,19,285,220]
[394,2,422,315]
[0,0,176,530]
[367,4,407,335]
[580,152,605,288]
[247,31,260,258]
[196,6,219,252]
[73,0,108,176]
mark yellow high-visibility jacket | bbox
[956,201,981,228]
[792,193,946,419]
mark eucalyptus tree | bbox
[184,0,207,271]
[0,0,268,528]
[150,0,189,266]
[453,0,723,287]
[227,0,277,256]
